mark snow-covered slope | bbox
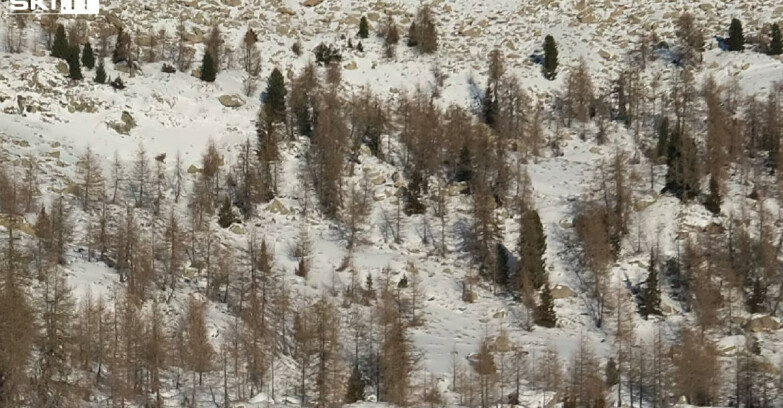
[1,0,783,407]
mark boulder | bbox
[703,223,725,234]
[219,94,245,108]
[278,6,296,15]
[343,15,361,25]
[303,0,324,6]
[67,97,98,113]
[461,26,482,37]
[579,11,597,24]
[492,310,507,319]
[107,111,137,135]
[371,174,385,186]
[56,61,69,75]
[634,198,656,212]
[229,224,246,235]
[267,199,290,215]
[551,285,577,299]
[744,315,781,333]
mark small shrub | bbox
[314,42,342,65]
[110,76,126,90]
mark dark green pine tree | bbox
[535,282,557,328]
[518,209,547,290]
[454,144,473,183]
[727,18,744,52]
[482,83,498,127]
[67,46,83,80]
[664,130,700,201]
[217,197,237,228]
[81,42,95,69]
[495,243,510,288]
[407,22,419,47]
[358,16,370,39]
[704,175,721,215]
[543,35,559,80]
[51,24,69,59]
[747,277,765,314]
[403,170,427,215]
[264,68,287,123]
[643,250,662,317]
[95,60,107,84]
[345,364,366,403]
[200,52,217,82]
[769,23,782,56]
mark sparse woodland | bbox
[2,4,783,408]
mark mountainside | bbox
[0,0,783,407]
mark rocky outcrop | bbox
[108,111,137,135]
[218,94,245,108]
[745,315,781,333]
[267,199,290,215]
[551,285,577,299]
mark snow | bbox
[1,0,783,406]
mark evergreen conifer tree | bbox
[397,275,408,288]
[403,170,426,215]
[454,145,473,183]
[217,197,237,228]
[67,46,83,80]
[664,130,700,201]
[643,250,662,317]
[200,52,217,82]
[359,16,370,39]
[704,175,721,215]
[769,23,782,55]
[81,42,95,69]
[518,209,547,290]
[535,282,557,328]
[345,364,366,403]
[95,60,107,84]
[482,83,497,127]
[747,277,765,314]
[407,22,419,47]
[295,256,308,278]
[543,35,559,80]
[728,18,744,51]
[655,116,670,158]
[496,244,510,287]
[264,68,286,123]
[51,24,68,59]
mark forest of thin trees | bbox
[1,6,783,408]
